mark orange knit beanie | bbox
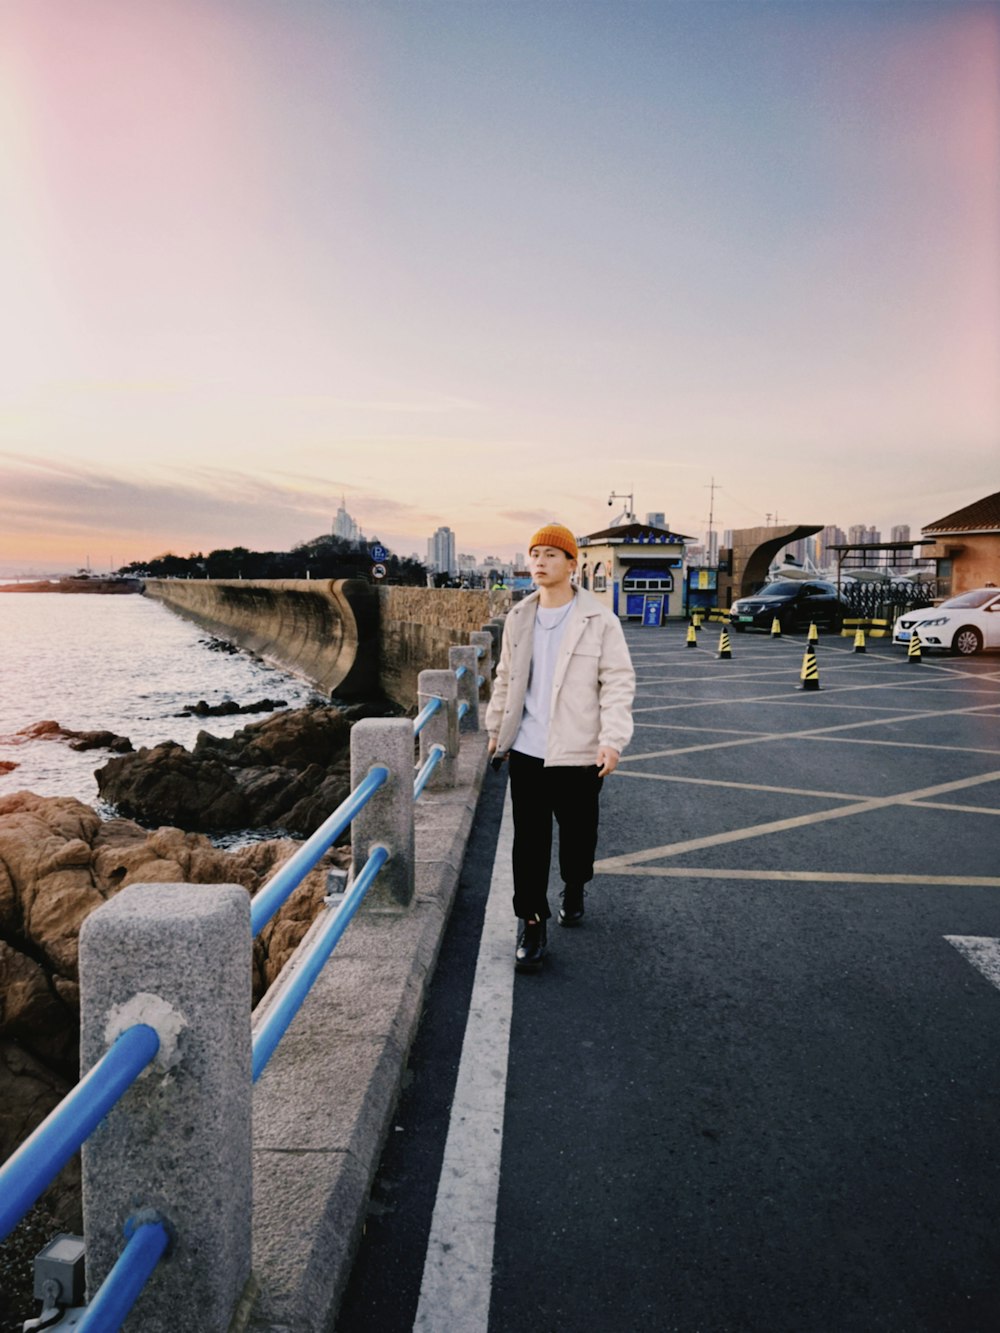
[528,523,578,560]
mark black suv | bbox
[729,580,848,633]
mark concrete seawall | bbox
[145,580,511,708]
[144,578,380,699]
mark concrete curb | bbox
[246,732,490,1331]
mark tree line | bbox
[120,533,428,584]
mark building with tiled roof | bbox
[922,490,1000,596]
[577,522,694,620]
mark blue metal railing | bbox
[252,844,390,1080]
[0,1024,161,1244]
[250,765,389,935]
[0,638,493,1325]
[76,1219,170,1331]
[413,743,446,799]
[412,695,443,736]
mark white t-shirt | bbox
[512,598,575,759]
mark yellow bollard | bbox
[686,623,698,648]
[853,628,866,654]
[908,631,922,664]
[807,621,819,645]
[770,617,782,638]
[799,644,820,690]
[717,628,732,659]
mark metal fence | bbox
[839,579,938,625]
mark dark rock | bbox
[95,742,250,832]
[95,705,354,836]
[66,730,133,754]
[0,762,17,775]
[2,721,132,755]
[176,698,287,718]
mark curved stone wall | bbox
[144,578,379,699]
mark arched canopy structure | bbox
[731,525,823,598]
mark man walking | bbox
[486,523,635,973]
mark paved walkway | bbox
[337,624,1000,1333]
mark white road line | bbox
[945,936,1000,990]
[413,788,515,1333]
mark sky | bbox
[1,0,997,573]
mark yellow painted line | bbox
[623,700,1000,764]
[614,768,869,802]
[605,866,1000,888]
[912,800,1000,816]
[594,768,1000,874]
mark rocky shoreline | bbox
[0,695,396,1325]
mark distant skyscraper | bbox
[890,524,910,543]
[333,497,362,544]
[646,511,667,529]
[848,524,868,546]
[428,526,457,575]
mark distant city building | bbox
[847,524,868,546]
[820,525,846,564]
[427,526,457,576]
[646,512,667,528]
[333,497,363,544]
[890,524,911,543]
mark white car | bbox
[893,588,1000,656]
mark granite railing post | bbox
[468,630,494,700]
[483,618,505,667]
[79,883,252,1332]
[351,717,415,910]
[417,668,458,790]
[449,645,480,733]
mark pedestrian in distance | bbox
[486,523,636,973]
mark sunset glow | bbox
[2,1,997,573]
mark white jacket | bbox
[486,587,635,766]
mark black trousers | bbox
[508,750,604,921]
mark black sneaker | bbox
[515,917,547,973]
[558,883,585,927]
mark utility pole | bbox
[705,476,717,566]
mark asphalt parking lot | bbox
[339,621,1000,1333]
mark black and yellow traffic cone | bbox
[692,612,703,632]
[717,628,732,659]
[853,627,866,654]
[799,644,820,690]
[686,623,697,648]
[908,631,922,664]
[807,621,819,646]
[770,617,782,638]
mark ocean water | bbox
[0,593,322,812]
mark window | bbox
[593,562,607,592]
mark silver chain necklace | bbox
[536,599,574,631]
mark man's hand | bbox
[488,736,498,756]
[596,746,620,777]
